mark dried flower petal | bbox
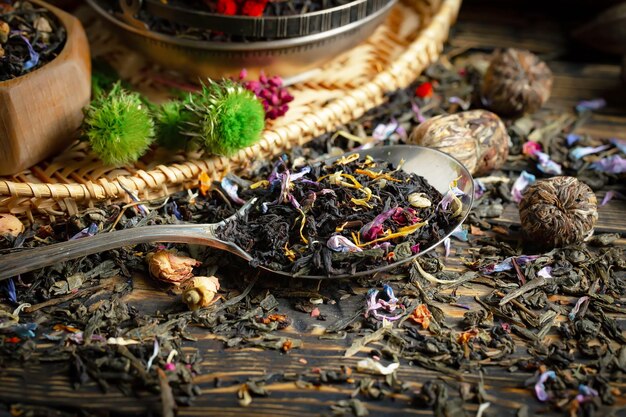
[610,138,626,153]
[535,151,562,175]
[569,144,611,160]
[356,358,399,375]
[568,296,589,321]
[575,98,606,113]
[537,266,553,279]
[566,134,581,146]
[522,140,542,157]
[512,171,536,203]
[327,235,362,253]
[591,155,626,174]
[535,370,556,402]
[409,304,432,329]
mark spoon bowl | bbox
[0,145,473,281]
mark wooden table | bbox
[1,1,625,416]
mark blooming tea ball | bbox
[482,48,553,116]
[519,176,598,248]
[408,110,509,176]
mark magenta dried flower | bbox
[239,70,294,120]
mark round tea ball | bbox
[519,176,598,248]
[482,48,553,116]
[408,109,510,176]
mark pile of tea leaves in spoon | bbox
[217,153,463,276]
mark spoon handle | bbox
[0,223,249,281]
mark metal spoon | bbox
[0,145,474,281]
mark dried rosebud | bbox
[407,192,431,208]
[519,176,598,248]
[182,276,220,310]
[481,48,553,116]
[146,249,201,285]
[0,21,9,44]
[408,110,509,176]
[0,214,24,237]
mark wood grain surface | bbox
[1,1,625,416]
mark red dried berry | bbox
[415,82,434,98]
[241,0,267,16]
[216,0,237,15]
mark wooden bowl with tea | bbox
[0,0,91,176]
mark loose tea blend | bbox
[0,1,66,81]
[217,153,461,276]
[0,37,624,417]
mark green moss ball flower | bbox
[155,100,193,150]
[84,82,155,166]
[189,80,266,157]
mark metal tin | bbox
[86,0,397,79]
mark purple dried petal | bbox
[360,207,398,241]
[537,266,552,279]
[3,278,17,304]
[512,171,536,203]
[372,122,398,141]
[221,177,246,205]
[70,223,99,240]
[411,101,426,123]
[535,370,556,402]
[601,190,626,206]
[410,243,420,254]
[591,155,626,174]
[474,179,486,199]
[566,134,581,146]
[535,151,562,175]
[448,96,471,110]
[576,98,606,113]
[290,166,311,182]
[287,193,301,209]
[327,235,362,253]
[482,255,539,274]
[365,288,405,321]
[19,35,40,70]
[610,138,626,153]
[576,385,599,403]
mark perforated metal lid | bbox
[117,0,392,39]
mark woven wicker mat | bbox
[0,0,461,222]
